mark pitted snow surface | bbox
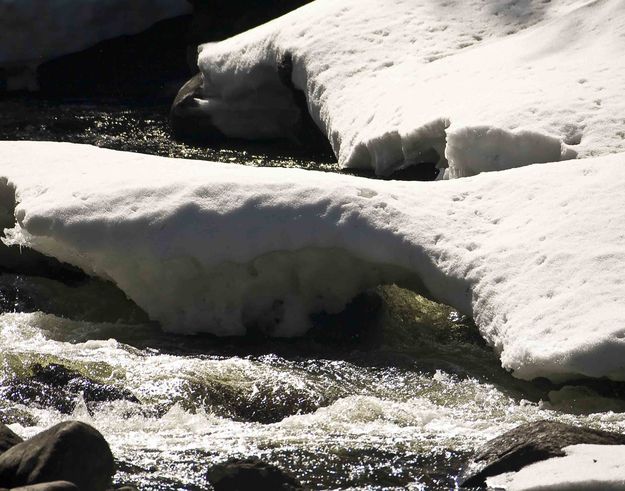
[197,0,625,177]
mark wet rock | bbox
[460,420,625,488]
[169,73,223,142]
[207,457,305,490]
[6,481,79,491]
[0,364,139,415]
[0,421,114,491]
[0,404,37,428]
[0,423,22,454]
[185,377,329,424]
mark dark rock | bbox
[460,420,625,488]
[182,376,328,424]
[9,481,79,491]
[0,421,114,491]
[0,423,22,455]
[207,457,305,490]
[169,73,224,142]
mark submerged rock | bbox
[0,421,114,491]
[2,482,79,491]
[460,420,625,488]
[0,423,22,455]
[1,364,139,415]
[207,457,305,490]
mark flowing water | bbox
[2,274,625,490]
[2,97,625,490]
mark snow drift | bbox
[193,0,625,177]
[1,141,625,383]
[0,0,191,90]
[487,444,625,490]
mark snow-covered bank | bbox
[193,0,625,176]
[1,142,625,382]
[0,0,191,90]
[487,444,625,490]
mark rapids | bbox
[1,274,625,490]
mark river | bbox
[1,96,625,490]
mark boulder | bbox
[0,423,22,455]
[207,457,305,490]
[460,420,625,488]
[0,421,114,491]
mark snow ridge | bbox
[196,0,625,177]
[1,141,625,382]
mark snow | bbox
[1,141,625,382]
[486,444,625,490]
[0,0,191,89]
[195,0,625,177]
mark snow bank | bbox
[0,0,191,89]
[487,444,625,490]
[1,142,625,382]
[195,0,625,177]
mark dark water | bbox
[0,95,337,171]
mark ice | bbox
[487,444,625,490]
[0,0,191,89]
[194,0,625,177]
[1,141,624,382]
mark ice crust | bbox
[487,444,625,490]
[1,141,625,382]
[196,0,625,177]
[0,0,191,88]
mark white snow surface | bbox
[1,142,625,382]
[197,0,625,177]
[0,0,190,76]
[487,444,625,490]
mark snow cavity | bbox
[195,0,625,177]
[1,141,625,382]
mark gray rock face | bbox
[207,457,306,490]
[460,420,625,488]
[0,421,114,491]
[0,423,23,455]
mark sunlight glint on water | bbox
[1,282,625,489]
